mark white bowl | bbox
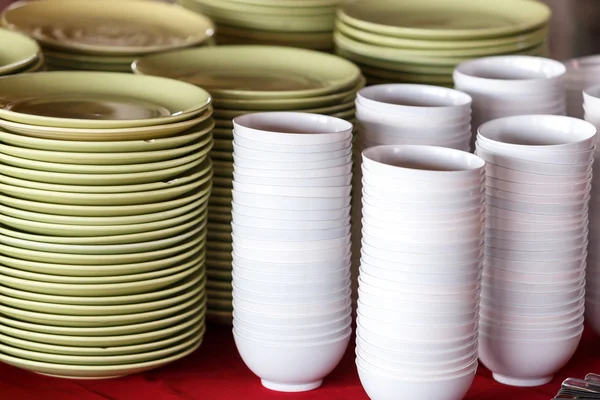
[485,162,591,184]
[362,145,485,181]
[484,243,587,262]
[362,221,484,244]
[231,223,350,242]
[476,140,594,165]
[356,103,470,130]
[232,272,351,296]
[361,199,484,223]
[357,122,471,139]
[232,142,352,163]
[485,186,589,205]
[361,242,483,265]
[472,98,566,113]
[479,317,583,339]
[363,193,484,213]
[231,212,350,231]
[362,234,484,254]
[480,305,584,326]
[231,191,351,211]
[360,133,469,150]
[233,322,352,344]
[358,281,480,304]
[357,301,479,327]
[485,217,587,234]
[233,306,352,329]
[356,84,472,119]
[480,293,585,316]
[233,153,353,170]
[231,202,351,221]
[485,195,590,215]
[357,315,478,342]
[359,271,480,295]
[480,312,584,331]
[232,294,351,316]
[232,172,352,187]
[232,245,351,264]
[482,275,585,293]
[483,265,585,284]
[361,165,485,191]
[361,251,482,275]
[582,84,600,111]
[231,253,351,273]
[356,360,476,400]
[358,288,480,315]
[359,263,481,286]
[234,330,351,392]
[486,204,587,224]
[361,179,484,203]
[233,134,352,153]
[482,255,587,274]
[453,56,566,94]
[233,163,353,179]
[232,265,349,284]
[482,284,585,306]
[476,114,596,153]
[484,234,588,252]
[233,112,353,145]
[485,176,592,196]
[234,314,352,338]
[478,330,582,387]
[356,335,478,365]
[362,208,484,229]
[232,181,352,198]
[232,235,350,251]
[232,283,351,305]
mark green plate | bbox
[0,339,203,379]
[0,242,206,277]
[0,118,213,152]
[44,58,132,72]
[206,309,232,325]
[0,171,213,206]
[207,289,233,300]
[0,268,205,304]
[212,100,354,119]
[213,138,233,151]
[207,298,233,311]
[0,221,206,256]
[210,151,233,162]
[206,280,232,290]
[189,0,335,15]
[0,27,40,75]
[43,49,137,65]
[215,33,333,51]
[0,107,213,142]
[338,0,551,40]
[219,0,339,7]
[360,65,454,85]
[216,24,333,42]
[212,76,364,110]
[0,300,204,336]
[2,0,214,55]
[336,20,548,50]
[0,132,213,165]
[0,71,212,128]
[206,269,231,281]
[212,128,232,139]
[208,195,233,207]
[0,154,209,187]
[133,45,361,100]
[0,251,205,285]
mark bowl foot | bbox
[493,373,553,387]
[261,379,323,392]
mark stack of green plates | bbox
[1,0,214,72]
[334,0,551,86]
[0,71,215,379]
[133,45,363,324]
[0,28,44,75]
[179,0,341,51]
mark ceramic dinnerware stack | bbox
[0,71,214,379]
[356,145,485,400]
[179,0,341,51]
[1,0,214,72]
[334,0,550,86]
[454,55,567,150]
[133,45,363,323]
[230,112,353,392]
[582,86,600,336]
[564,56,600,119]
[474,115,596,387]
[0,27,44,75]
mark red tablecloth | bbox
[1,324,599,400]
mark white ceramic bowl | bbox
[479,313,584,332]
[233,134,352,153]
[231,223,350,242]
[361,251,482,275]
[484,244,587,262]
[362,208,484,230]
[356,102,470,130]
[485,176,592,196]
[476,140,594,165]
[232,284,351,305]
[232,272,351,296]
[361,242,483,265]
[362,233,483,254]
[356,360,476,400]
[483,265,585,284]
[482,284,585,306]
[361,199,484,223]
[360,133,469,150]
[361,221,484,244]
[231,212,350,230]
[233,316,352,338]
[486,204,588,224]
[485,234,587,252]
[478,330,582,387]
[486,186,590,205]
[485,162,591,184]
[233,306,352,329]
[359,263,481,286]
[233,153,353,170]
[453,56,566,94]
[233,163,353,179]
[232,142,352,163]
[233,112,353,145]
[363,193,484,213]
[485,217,588,234]
[232,264,350,284]
[482,275,584,293]
[362,180,484,203]
[231,202,351,221]
[483,254,587,274]
[362,145,485,181]
[356,84,472,118]
[480,305,585,326]
[232,235,350,251]
[232,172,353,187]
[231,191,351,211]
[359,271,480,295]
[582,84,600,111]
[358,288,480,315]
[485,195,590,216]
[358,280,480,305]
[232,181,351,198]
[357,122,471,139]
[231,254,351,273]
[358,301,479,326]
[232,295,351,316]
[361,165,485,191]
[480,293,585,316]
[471,98,565,113]
[234,330,351,392]
[357,315,478,342]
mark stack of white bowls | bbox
[230,112,353,393]
[474,114,596,387]
[356,145,485,400]
[454,56,567,149]
[565,56,600,119]
[582,86,600,335]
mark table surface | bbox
[1,323,598,400]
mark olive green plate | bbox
[0,171,213,206]
[1,221,206,256]
[0,299,204,337]
[0,339,203,379]
[1,154,210,187]
[207,298,233,310]
[206,309,232,325]
[0,242,206,277]
[206,280,232,291]
[0,251,206,285]
[0,107,213,141]
[43,49,137,65]
[216,24,333,43]
[208,195,233,207]
[0,27,40,75]
[0,72,212,128]
[2,0,214,55]
[212,128,232,139]
[360,65,454,85]
[206,259,232,271]
[0,134,213,165]
[213,100,354,119]
[336,20,548,51]
[133,45,361,100]
[215,33,333,51]
[206,269,231,281]
[220,0,339,7]
[213,138,233,151]
[44,57,132,72]
[338,0,551,40]
[189,0,335,16]
[207,289,233,300]
[212,76,365,110]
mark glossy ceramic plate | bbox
[338,0,551,40]
[0,27,40,75]
[133,45,361,99]
[0,71,212,128]
[221,0,340,7]
[2,0,214,55]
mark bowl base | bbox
[493,373,553,387]
[261,379,323,392]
